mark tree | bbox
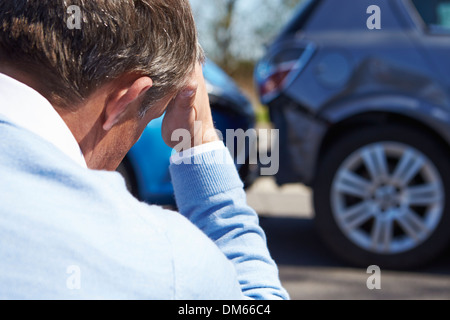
[212,0,239,72]
[190,0,305,72]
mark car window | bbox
[411,0,450,33]
[438,2,450,27]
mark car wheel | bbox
[314,124,450,269]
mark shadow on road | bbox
[259,215,450,276]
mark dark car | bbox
[118,59,257,206]
[255,0,450,269]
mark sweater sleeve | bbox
[169,145,289,300]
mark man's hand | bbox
[162,62,220,151]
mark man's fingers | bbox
[173,81,198,110]
[161,62,218,149]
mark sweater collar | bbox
[0,73,87,168]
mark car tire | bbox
[314,124,450,270]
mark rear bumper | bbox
[269,96,327,186]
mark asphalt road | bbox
[246,178,450,300]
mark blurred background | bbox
[120,0,450,299]
[190,0,303,120]
[188,0,450,300]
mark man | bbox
[0,0,289,300]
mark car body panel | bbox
[126,115,175,204]
[257,0,450,186]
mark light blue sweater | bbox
[0,117,289,300]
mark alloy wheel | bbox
[331,142,445,255]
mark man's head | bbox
[0,0,203,170]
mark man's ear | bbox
[103,76,153,131]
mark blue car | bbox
[117,60,257,206]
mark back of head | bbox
[0,0,201,110]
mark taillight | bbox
[258,61,297,99]
[256,42,315,104]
